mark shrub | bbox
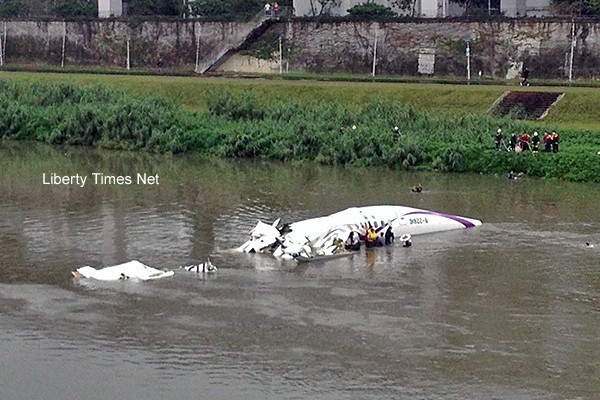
[3,81,599,183]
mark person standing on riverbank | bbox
[531,132,540,152]
[518,131,531,151]
[543,131,552,152]
[494,128,503,151]
[521,68,530,86]
[551,131,559,153]
[509,133,517,151]
[392,126,401,143]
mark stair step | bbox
[491,91,564,120]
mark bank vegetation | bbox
[1,77,599,183]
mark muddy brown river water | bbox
[1,142,599,399]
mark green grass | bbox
[1,72,599,183]
[1,71,599,132]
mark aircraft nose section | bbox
[465,217,482,227]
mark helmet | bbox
[534,132,538,136]
[497,128,502,133]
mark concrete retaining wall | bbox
[1,18,599,79]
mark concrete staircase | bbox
[196,11,275,74]
[489,91,564,120]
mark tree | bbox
[0,0,23,17]
[347,2,397,17]
[390,0,419,16]
[584,0,600,14]
[552,0,600,15]
[188,0,264,18]
[308,0,342,16]
[450,0,502,15]
[127,0,184,16]
[53,0,97,17]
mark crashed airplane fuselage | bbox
[238,205,482,259]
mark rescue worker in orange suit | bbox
[543,131,552,152]
[518,132,531,151]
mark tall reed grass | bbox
[1,81,599,182]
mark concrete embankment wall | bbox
[0,19,256,69]
[1,18,599,79]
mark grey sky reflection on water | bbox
[0,142,599,400]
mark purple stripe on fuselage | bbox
[404,211,477,228]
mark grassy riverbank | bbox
[1,73,599,182]
[3,71,600,131]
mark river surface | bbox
[0,142,599,400]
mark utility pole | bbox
[125,33,130,71]
[61,21,67,67]
[465,38,471,83]
[278,35,283,74]
[3,22,6,64]
[569,21,576,82]
[372,30,378,77]
[195,23,201,73]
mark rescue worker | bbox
[494,128,503,151]
[392,126,401,143]
[521,68,530,86]
[411,183,423,193]
[344,231,361,251]
[365,227,380,248]
[332,238,344,253]
[543,131,552,152]
[531,132,540,152]
[384,226,394,245]
[551,131,559,153]
[518,132,531,151]
[509,133,517,151]
[400,233,412,247]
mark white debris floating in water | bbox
[72,260,174,281]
